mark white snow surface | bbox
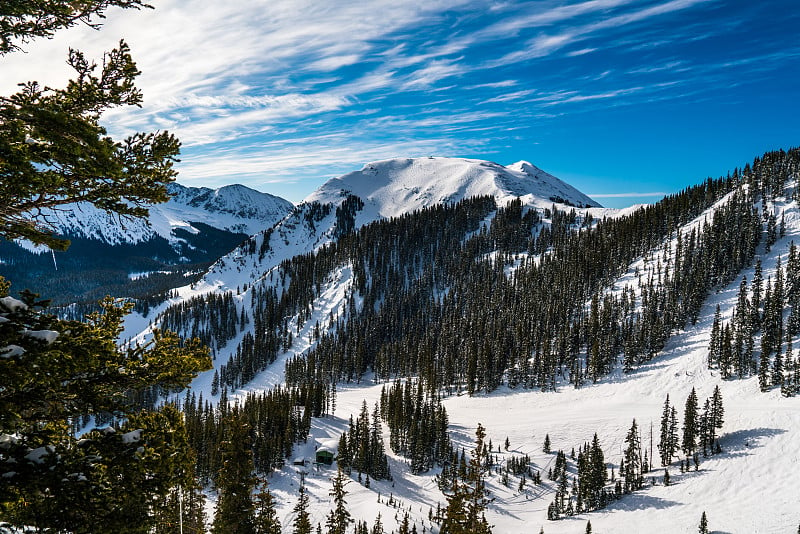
[0,345,25,358]
[0,296,28,312]
[21,329,59,344]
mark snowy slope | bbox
[21,182,292,248]
[172,163,800,534]
[307,157,600,221]
[1,182,293,305]
[190,157,600,295]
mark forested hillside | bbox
[127,148,800,532]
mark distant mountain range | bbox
[0,182,292,304]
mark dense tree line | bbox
[709,239,800,395]
[379,379,452,474]
[547,435,611,520]
[0,228,243,306]
[278,150,800,398]
[182,382,329,482]
[337,401,392,482]
[159,291,246,354]
[188,147,798,406]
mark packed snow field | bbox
[120,157,799,533]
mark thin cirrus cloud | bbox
[490,0,717,67]
[1,0,797,204]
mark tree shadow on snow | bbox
[602,493,681,514]
[717,427,786,457]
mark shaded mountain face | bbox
[0,183,293,305]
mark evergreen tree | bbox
[699,511,709,534]
[682,388,699,456]
[293,484,313,534]
[0,291,209,531]
[658,395,674,466]
[371,513,384,534]
[708,386,724,451]
[708,306,721,367]
[0,3,209,531]
[212,412,257,534]
[441,478,471,534]
[752,259,763,328]
[0,44,179,250]
[152,439,207,534]
[326,467,353,534]
[465,424,493,533]
[253,478,282,534]
[441,424,492,534]
[623,419,642,493]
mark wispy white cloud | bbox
[467,80,519,89]
[490,0,718,66]
[480,90,536,104]
[401,57,467,89]
[566,47,597,56]
[2,0,792,204]
[540,86,645,106]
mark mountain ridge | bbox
[18,182,292,250]
[306,156,600,219]
[190,156,600,295]
[0,182,293,305]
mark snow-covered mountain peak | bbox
[183,183,293,225]
[189,156,602,294]
[27,182,293,247]
[306,156,600,219]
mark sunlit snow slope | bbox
[193,157,599,293]
[26,182,293,247]
[169,157,799,534]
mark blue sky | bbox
[3,0,799,207]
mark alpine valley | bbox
[10,151,800,533]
